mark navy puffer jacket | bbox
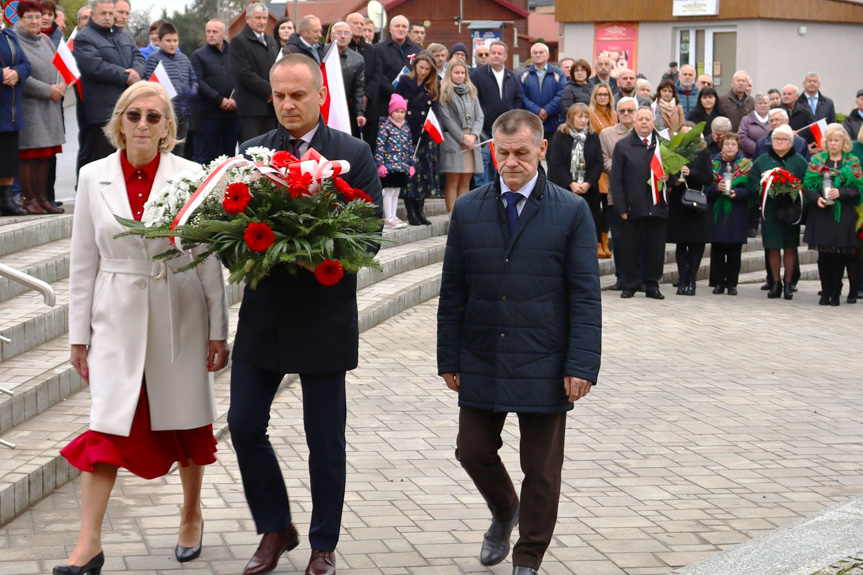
[437,173,602,414]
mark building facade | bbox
[558,0,863,110]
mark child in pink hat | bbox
[375,94,416,229]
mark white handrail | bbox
[0,263,55,307]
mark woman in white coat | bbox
[55,83,229,575]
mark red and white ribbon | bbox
[759,166,803,222]
[170,155,288,251]
[287,148,350,192]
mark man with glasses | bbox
[474,46,490,67]
[600,97,641,290]
[696,74,713,90]
[74,0,145,172]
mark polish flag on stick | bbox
[320,44,351,135]
[149,61,177,99]
[649,142,666,205]
[423,108,444,144]
[802,118,829,149]
[52,38,80,86]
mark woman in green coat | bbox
[749,124,809,300]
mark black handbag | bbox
[680,177,707,213]
[773,195,803,226]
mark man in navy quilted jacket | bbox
[437,109,602,575]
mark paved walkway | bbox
[2,280,863,574]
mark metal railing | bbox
[0,263,57,449]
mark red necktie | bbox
[643,138,649,145]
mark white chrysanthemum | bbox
[244,146,275,164]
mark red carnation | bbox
[332,177,352,196]
[223,182,252,214]
[287,171,314,199]
[271,150,296,170]
[243,221,275,252]
[314,259,344,286]
[333,177,372,203]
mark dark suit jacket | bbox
[793,92,837,143]
[609,131,671,219]
[229,24,279,118]
[190,41,237,121]
[74,22,145,126]
[377,37,420,113]
[470,64,523,135]
[437,172,601,413]
[349,37,380,117]
[233,119,383,373]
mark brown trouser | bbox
[456,407,567,570]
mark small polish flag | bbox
[52,39,80,86]
[423,108,444,145]
[805,118,829,149]
[649,140,665,205]
[489,140,498,170]
[149,61,177,99]
[66,27,77,50]
[320,44,351,135]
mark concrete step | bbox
[0,215,72,258]
[0,259,445,527]
[0,238,71,304]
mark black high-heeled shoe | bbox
[175,519,204,562]
[767,281,782,299]
[783,282,794,300]
[53,551,104,575]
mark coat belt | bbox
[99,254,194,362]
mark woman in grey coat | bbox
[14,1,66,214]
[438,58,483,212]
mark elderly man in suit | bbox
[228,53,382,575]
[437,109,602,575]
[230,2,280,144]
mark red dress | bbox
[61,152,217,480]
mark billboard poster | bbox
[593,22,639,77]
[471,29,501,68]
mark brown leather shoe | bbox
[305,550,336,575]
[242,524,299,575]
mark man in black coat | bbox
[375,14,420,150]
[470,40,522,187]
[73,0,144,171]
[190,19,238,164]
[793,72,837,150]
[347,12,381,149]
[437,110,601,575]
[284,15,324,63]
[230,2,280,144]
[609,107,672,299]
[229,54,382,575]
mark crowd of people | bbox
[1,2,862,574]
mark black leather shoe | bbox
[480,506,519,566]
[676,285,686,295]
[513,567,538,575]
[727,286,738,296]
[791,284,798,293]
[609,280,622,291]
[712,284,725,294]
[767,282,782,299]
[848,295,857,304]
[819,294,830,305]
[784,282,794,300]
[645,290,664,300]
[243,524,300,575]
[53,552,105,575]
[636,283,646,292]
[175,519,203,563]
[748,227,758,238]
[685,282,696,296]
[761,281,773,291]
[620,289,635,298]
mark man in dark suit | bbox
[793,72,837,152]
[284,15,324,63]
[347,12,381,149]
[376,14,420,149]
[230,2,280,144]
[470,40,522,187]
[609,106,672,299]
[437,110,601,575]
[73,0,145,171]
[229,54,382,575]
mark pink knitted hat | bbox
[389,94,407,115]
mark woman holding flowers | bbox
[59,82,229,575]
[705,133,752,295]
[749,124,809,299]
[802,123,863,305]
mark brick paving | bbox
[2,280,863,574]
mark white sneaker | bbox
[384,219,399,229]
[391,217,408,229]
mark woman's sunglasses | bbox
[125,110,165,125]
